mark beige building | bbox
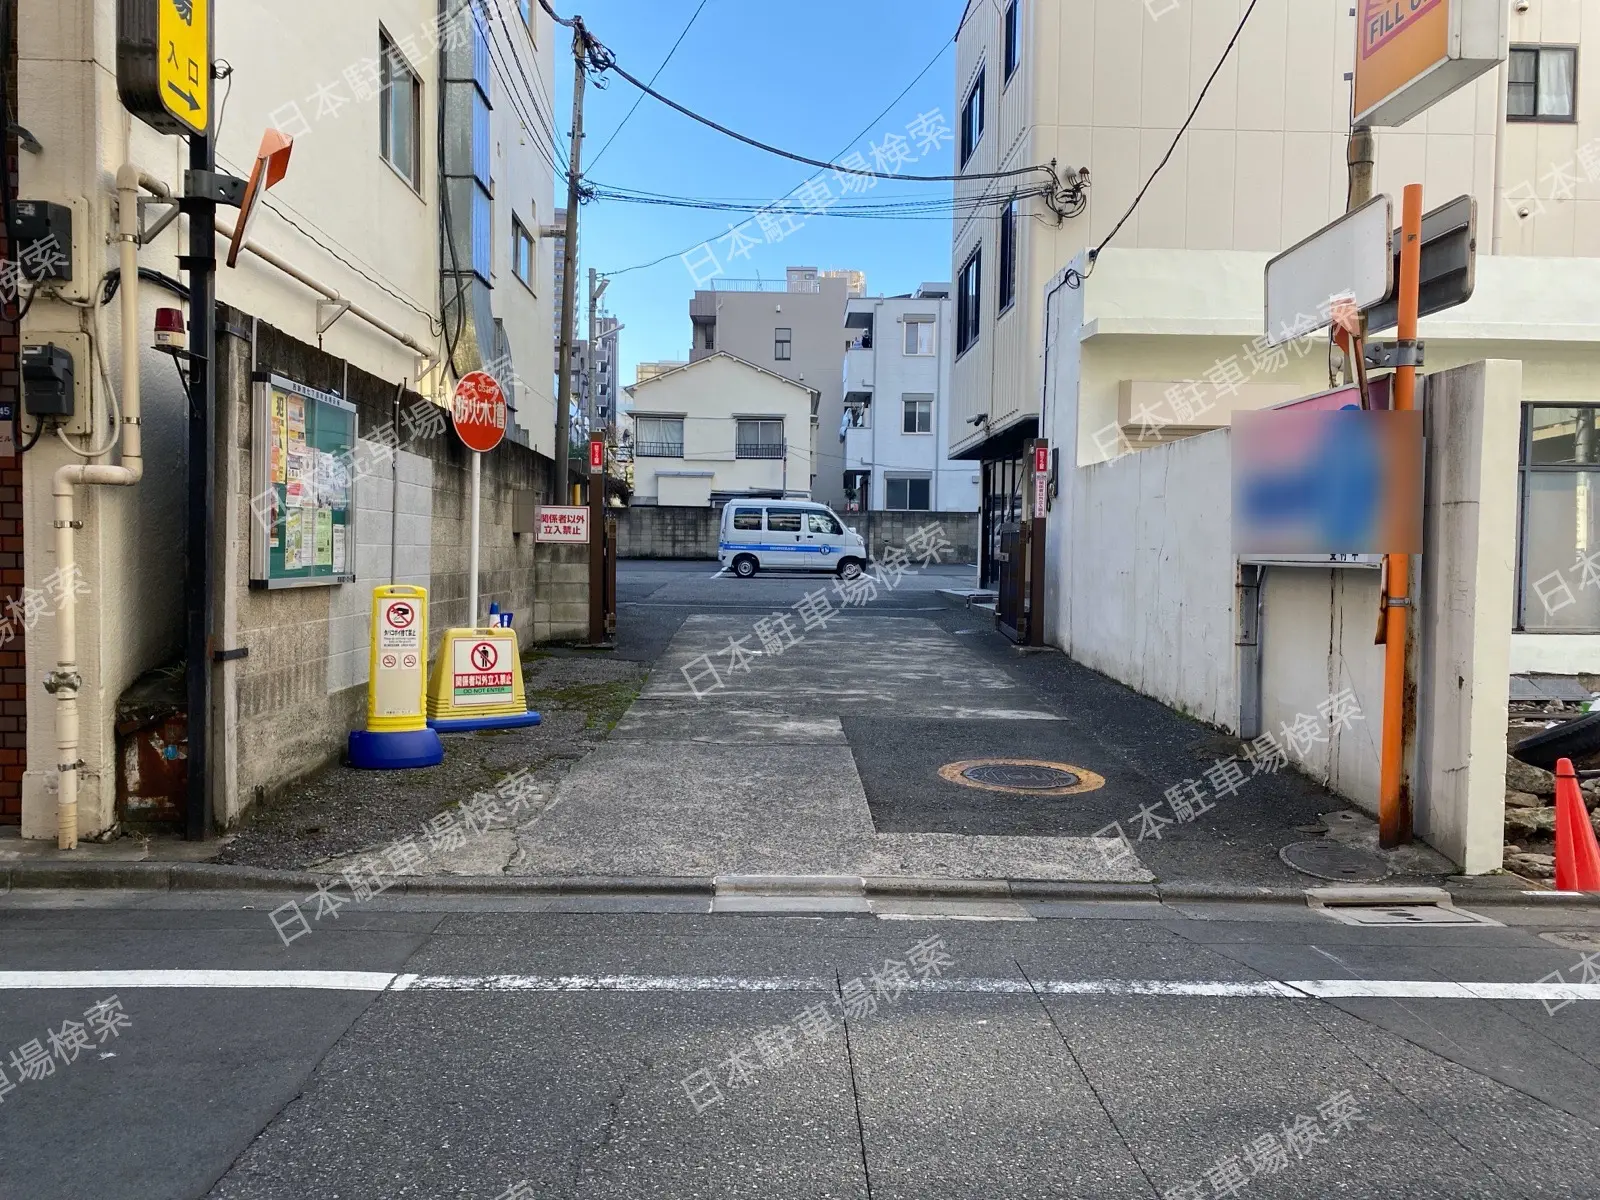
[15,0,563,840]
[953,0,1600,672]
[625,354,817,507]
[635,361,687,385]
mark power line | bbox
[597,34,957,278]
[479,0,568,172]
[1081,0,1261,280]
[588,0,710,172]
[595,48,1053,187]
[475,2,568,177]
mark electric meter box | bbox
[21,332,94,435]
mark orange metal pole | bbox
[1379,183,1423,849]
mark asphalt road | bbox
[3,889,1600,1199]
[610,561,1445,890]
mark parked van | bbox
[718,500,868,579]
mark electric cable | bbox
[587,0,710,172]
[1074,0,1261,287]
[598,34,958,278]
[478,2,569,177]
[594,51,1054,187]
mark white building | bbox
[625,354,817,507]
[841,286,979,514]
[14,0,561,839]
[953,0,1600,674]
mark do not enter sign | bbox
[452,371,507,454]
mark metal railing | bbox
[634,441,684,458]
[709,278,820,294]
[735,442,787,460]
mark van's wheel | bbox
[733,555,759,579]
[838,557,864,579]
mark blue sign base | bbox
[347,728,445,770]
[428,711,543,733]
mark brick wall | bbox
[0,0,24,824]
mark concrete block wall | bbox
[616,506,980,564]
[214,307,575,826]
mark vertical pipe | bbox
[185,128,217,842]
[1380,183,1423,849]
[468,450,481,627]
[1492,56,1509,255]
[390,381,403,586]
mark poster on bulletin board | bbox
[249,372,358,588]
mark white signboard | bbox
[372,589,426,720]
[452,634,516,708]
[1264,195,1393,346]
[536,505,590,544]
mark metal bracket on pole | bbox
[183,169,248,208]
[317,299,354,337]
[1364,339,1424,369]
[136,195,182,245]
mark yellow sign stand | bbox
[426,627,541,731]
[348,586,443,768]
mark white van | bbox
[718,500,868,579]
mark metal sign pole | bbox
[1378,184,1423,850]
[469,450,482,629]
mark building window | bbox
[1519,405,1600,631]
[736,418,785,459]
[512,217,535,288]
[960,67,986,166]
[1003,0,1021,83]
[1508,46,1576,121]
[903,317,935,356]
[956,247,982,356]
[379,32,422,189]
[774,327,792,361]
[634,416,684,458]
[886,477,932,511]
[732,507,762,531]
[902,396,933,434]
[998,196,1018,314]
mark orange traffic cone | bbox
[1554,758,1600,892]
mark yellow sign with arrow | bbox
[157,0,209,135]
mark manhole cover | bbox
[1280,839,1394,882]
[938,759,1105,796]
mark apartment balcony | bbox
[844,425,873,471]
[635,441,685,458]
[845,345,875,393]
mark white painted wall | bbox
[625,355,815,505]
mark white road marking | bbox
[2,971,1600,1001]
[709,569,728,579]
[0,970,396,991]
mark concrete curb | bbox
[0,861,1591,907]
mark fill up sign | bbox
[1353,0,1507,127]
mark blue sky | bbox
[555,0,968,394]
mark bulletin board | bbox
[249,372,358,589]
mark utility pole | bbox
[553,25,586,504]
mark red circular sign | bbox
[385,601,415,629]
[381,654,398,669]
[452,371,508,454]
[470,641,499,671]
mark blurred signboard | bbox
[1233,409,1423,557]
[1354,0,1507,127]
